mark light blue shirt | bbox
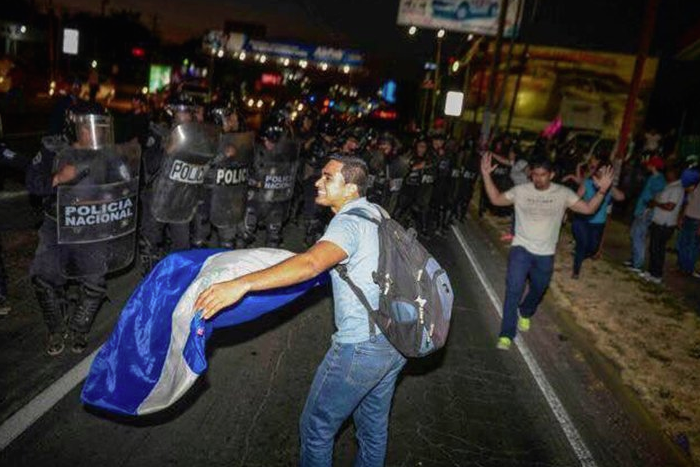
[582,178,613,224]
[319,197,382,344]
[634,173,666,217]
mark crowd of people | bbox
[0,81,699,358]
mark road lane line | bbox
[451,225,598,467]
[0,349,96,451]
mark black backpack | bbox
[336,207,453,357]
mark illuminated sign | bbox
[444,91,464,117]
[397,0,523,38]
[260,73,282,86]
[206,31,364,67]
[62,29,79,55]
[148,64,172,92]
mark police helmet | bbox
[64,101,113,149]
[165,93,199,125]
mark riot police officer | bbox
[239,116,300,248]
[30,105,140,355]
[139,94,214,273]
[299,116,335,245]
[395,135,435,236]
[428,130,455,235]
[191,102,252,248]
[453,138,480,222]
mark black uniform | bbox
[239,138,299,248]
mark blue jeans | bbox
[299,335,406,467]
[630,210,653,269]
[500,246,554,339]
[572,218,605,275]
[677,217,700,274]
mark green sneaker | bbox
[518,316,531,332]
[496,336,512,351]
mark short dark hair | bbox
[529,156,554,173]
[330,155,369,196]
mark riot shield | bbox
[252,137,300,204]
[150,122,216,223]
[55,141,141,278]
[208,131,254,228]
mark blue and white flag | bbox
[81,248,328,416]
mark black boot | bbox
[32,277,66,356]
[68,283,106,354]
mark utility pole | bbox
[430,30,445,129]
[506,43,529,133]
[614,0,660,160]
[493,0,523,135]
[479,0,509,148]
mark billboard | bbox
[204,31,364,67]
[465,44,659,135]
[396,0,522,37]
[148,64,172,93]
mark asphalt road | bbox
[0,216,690,467]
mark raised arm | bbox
[569,166,614,215]
[195,241,347,319]
[480,152,514,207]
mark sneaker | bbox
[693,271,700,279]
[627,265,642,273]
[46,333,65,356]
[496,336,512,351]
[518,316,531,332]
[70,332,88,354]
[647,275,662,285]
[623,260,633,267]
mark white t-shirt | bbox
[652,180,685,226]
[685,184,700,220]
[505,182,580,255]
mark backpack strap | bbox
[341,207,382,225]
[335,263,377,338]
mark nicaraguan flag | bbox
[81,248,328,416]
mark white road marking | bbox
[451,224,598,467]
[0,349,97,451]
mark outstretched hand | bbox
[593,165,614,192]
[194,279,251,320]
[480,152,497,176]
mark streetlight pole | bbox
[479,0,510,147]
[614,0,660,160]
[430,29,445,129]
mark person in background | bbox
[480,154,614,350]
[640,166,685,284]
[676,168,700,277]
[571,160,625,278]
[625,155,666,273]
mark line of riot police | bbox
[26,91,488,356]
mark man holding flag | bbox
[196,155,406,467]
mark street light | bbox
[260,54,267,63]
[91,60,98,68]
[216,49,224,58]
[468,33,474,41]
[343,65,350,74]
[20,25,27,34]
[437,29,445,39]
[320,62,328,71]
[299,59,308,68]
[408,25,417,35]
[283,58,290,66]
[239,51,246,60]
[451,61,460,73]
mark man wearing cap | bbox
[625,155,666,272]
